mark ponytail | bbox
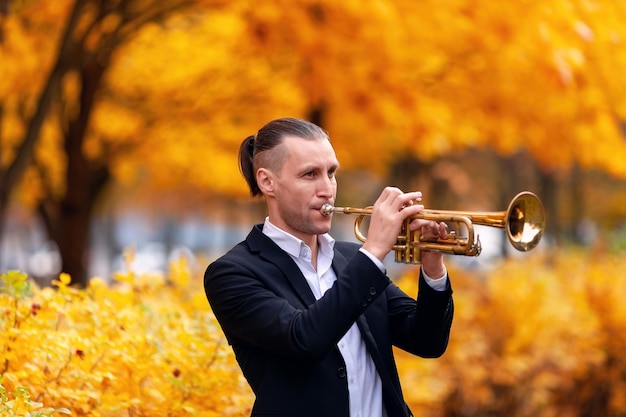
[238,135,261,196]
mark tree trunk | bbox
[569,163,584,243]
[388,154,435,204]
[39,57,110,287]
[539,168,560,244]
[0,0,8,42]
[308,105,325,128]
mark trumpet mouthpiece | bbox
[320,203,335,216]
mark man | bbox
[204,117,453,417]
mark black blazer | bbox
[204,225,454,417]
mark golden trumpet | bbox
[321,191,545,264]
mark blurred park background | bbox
[2,0,626,416]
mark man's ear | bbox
[256,168,276,196]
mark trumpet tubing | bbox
[321,191,545,264]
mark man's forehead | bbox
[283,135,335,155]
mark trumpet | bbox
[320,191,545,264]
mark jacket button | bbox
[337,367,346,378]
[369,287,377,295]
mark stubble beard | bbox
[278,204,330,238]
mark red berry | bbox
[31,303,41,315]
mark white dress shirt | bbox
[262,218,447,417]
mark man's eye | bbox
[304,171,314,177]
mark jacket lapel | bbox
[246,224,317,306]
[332,247,384,361]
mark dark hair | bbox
[238,118,329,196]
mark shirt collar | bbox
[262,217,335,261]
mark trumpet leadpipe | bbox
[320,204,372,216]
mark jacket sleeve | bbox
[386,270,454,358]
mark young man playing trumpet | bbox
[204,117,453,417]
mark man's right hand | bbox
[361,187,424,262]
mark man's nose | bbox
[318,176,335,196]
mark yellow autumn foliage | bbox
[2,248,626,416]
[5,0,626,211]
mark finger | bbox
[399,191,422,209]
[378,187,403,205]
[438,222,449,239]
[408,218,434,232]
[415,221,448,238]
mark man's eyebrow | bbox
[297,162,339,174]
[300,163,319,172]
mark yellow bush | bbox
[0,261,253,417]
[3,248,626,416]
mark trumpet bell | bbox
[505,191,545,252]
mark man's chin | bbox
[309,216,331,234]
